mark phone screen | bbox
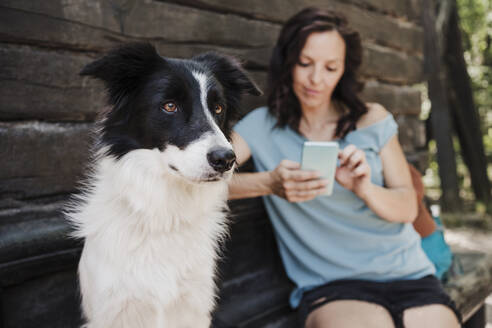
[301,141,339,196]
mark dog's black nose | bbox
[207,148,236,173]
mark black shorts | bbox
[298,275,462,328]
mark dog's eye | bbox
[161,102,178,113]
[214,104,223,115]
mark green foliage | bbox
[425,0,492,212]
[457,0,491,56]
[458,0,492,174]
[457,0,492,159]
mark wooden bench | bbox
[212,195,492,328]
[1,189,491,327]
[445,250,492,327]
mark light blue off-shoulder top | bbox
[233,107,435,308]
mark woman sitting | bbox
[228,7,461,328]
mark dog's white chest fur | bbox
[68,150,229,328]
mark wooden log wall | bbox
[0,0,426,210]
[0,1,426,326]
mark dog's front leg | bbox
[164,275,216,328]
[164,301,212,328]
[84,297,158,328]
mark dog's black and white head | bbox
[81,43,261,183]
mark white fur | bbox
[67,72,234,328]
[165,132,232,182]
[192,71,231,147]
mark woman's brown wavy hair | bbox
[267,7,367,138]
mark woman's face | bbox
[292,30,346,112]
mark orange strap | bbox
[408,164,437,238]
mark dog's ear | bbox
[80,43,163,106]
[193,52,263,97]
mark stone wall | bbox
[0,1,426,327]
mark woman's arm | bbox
[228,132,328,201]
[228,131,273,199]
[229,171,275,199]
[357,135,418,223]
[336,104,417,223]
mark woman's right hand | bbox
[269,159,329,202]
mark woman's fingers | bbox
[283,178,329,192]
[274,159,330,202]
[290,169,321,181]
[347,150,365,169]
[279,159,301,169]
[286,187,327,202]
[353,162,369,177]
[338,144,357,166]
[281,173,328,202]
[339,145,366,170]
[335,144,373,194]
[278,160,310,180]
[298,178,330,190]
[278,163,320,182]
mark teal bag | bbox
[421,216,453,280]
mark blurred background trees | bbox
[424,0,492,215]
[458,0,492,174]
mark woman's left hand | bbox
[335,144,372,198]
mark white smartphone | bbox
[301,141,339,196]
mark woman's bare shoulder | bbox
[356,103,390,129]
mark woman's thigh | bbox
[403,304,460,328]
[305,299,395,328]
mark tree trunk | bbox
[421,0,462,211]
[443,1,491,205]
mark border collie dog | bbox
[66,43,261,328]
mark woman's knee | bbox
[305,300,394,328]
